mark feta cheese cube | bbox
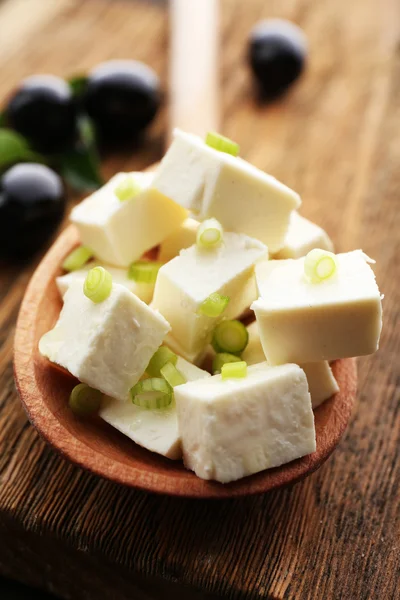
[163,332,209,366]
[70,171,187,267]
[151,232,267,360]
[152,129,301,253]
[299,361,339,409]
[252,250,382,364]
[241,321,267,366]
[273,212,334,259]
[99,357,210,459]
[56,261,155,304]
[242,321,339,408]
[158,217,200,262]
[175,362,316,483]
[39,281,170,401]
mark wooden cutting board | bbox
[0,0,399,598]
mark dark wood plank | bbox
[0,0,399,598]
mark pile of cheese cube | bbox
[39,129,383,484]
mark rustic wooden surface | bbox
[0,0,399,598]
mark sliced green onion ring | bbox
[69,383,102,416]
[211,320,249,355]
[212,352,242,375]
[304,249,338,283]
[198,292,230,317]
[128,260,163,283]
[62,246,93,272]
[196,218,224,249]
[160,361,186,387]
[221,361,247,380]
[146,346,177,377]
[115,175,142,202]
[130,378,173,409]
[205,131,240,157]
[83,266,112,303]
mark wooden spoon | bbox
[13,0,357,498]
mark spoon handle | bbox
[169,0,219,142]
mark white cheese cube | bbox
[241,321,267,366]
[158,217,200,262]
[252,250,382,364]
[299,361,339,409]
[151,232,267,360]
[175,362,316,483]
[163,332,209,366]
[70,171,187,267]
[273,212,334,259]
[99,357,210,460]
[152,129,300,253]
[56,261,155,304]
[39,281,170,401]
[242,321,339,408]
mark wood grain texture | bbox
[169,0,220,139]
[14,224,357,498]
[0,0,399,598]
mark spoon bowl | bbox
[14,224,357,498]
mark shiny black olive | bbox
[83,60,161,143]
[0,163,65,259]
[249,19,307,99]
[6,75,78,153]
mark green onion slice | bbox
[128,260,163,283]
[304,249,338,283]
[212,352,242,375]
[205,131,240,157]
[198,292,230,317]
[196,218,223,249]
[221,361,247,380]
[69,383,102,416]
[130,378,173,409]
[115,175,142,202]
[160,361,186,387]
[62,246,93,272]
[83,266,112,303]
[211,320,249,355]
[146,346,177,377]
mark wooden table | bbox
[0,0,399,598]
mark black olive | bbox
[0,163,65,259]
[249,19,307,100]
[83,60,161,143]
[6,75,78,153]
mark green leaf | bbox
[0,112,7,127]
[78,116,96,147]
[61,147,103,192]
[60,116,103,192]
[68,75,88,97]
[0,129,44,168]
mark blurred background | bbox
[0,0,398,598]
[0,0,393,263]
